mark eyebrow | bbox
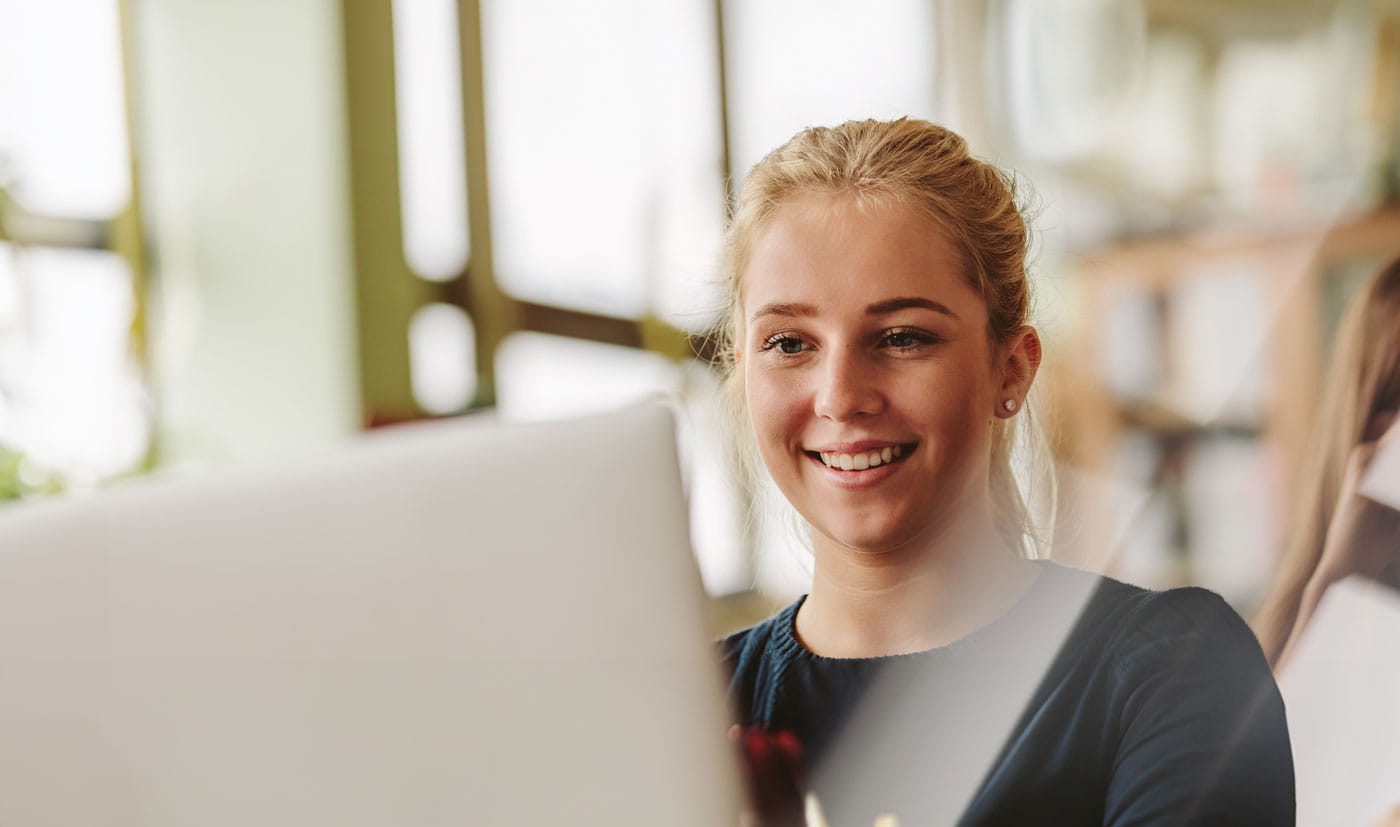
[749,302,817,323]
[749,296,960,324]
[865,297,959,319]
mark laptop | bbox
[0,403,742,825]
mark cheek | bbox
[902,364,995,446]
[744,367,801,454]
[938,389,991,437]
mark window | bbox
[0,0,148,493]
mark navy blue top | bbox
[721,562,1294,825]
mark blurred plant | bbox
[0,442,66,501]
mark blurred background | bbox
[2,0,1398,629]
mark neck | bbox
[795,508,1038,658]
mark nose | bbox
[812,346,884,421]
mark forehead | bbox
[740,192,983,316]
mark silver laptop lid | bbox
[0,403,742,826]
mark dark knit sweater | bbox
[721,562,1294,826]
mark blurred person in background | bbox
[1253,256,1400,827]
[1254,256,1400,670]
[716,118,1293,826]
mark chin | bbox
[812,514,926,556]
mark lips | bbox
[804,442,918,471]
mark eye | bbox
[760,333,808,356]
[881,327,941,351]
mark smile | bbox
[805,443,917,471]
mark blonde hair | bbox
[714,118,1046,556]
[1253,256,1400,665]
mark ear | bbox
[995,326,1042,419]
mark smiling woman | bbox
[717,119,1295,826]
[740,192,1035,579]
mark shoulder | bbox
[717,598,808,728]
[1035,566,1294,823]
[1031,563,1279,710]
[1030,562,1258,655]
[1085,573,1267,675]
[718,598,804,672]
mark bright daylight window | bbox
[0,0,148,492]
[0,247,149,485]
[391,0,470,283]
[480,0,725,326]
[409,302,477,415]
[725,0,937,181]
[0,0,130,218]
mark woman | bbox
[1253,256,1400,671]
[717,119,1293,825]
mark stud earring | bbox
[1003,399,1017,413]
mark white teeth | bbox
[893,445,903,458]
[818,447,906,470]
